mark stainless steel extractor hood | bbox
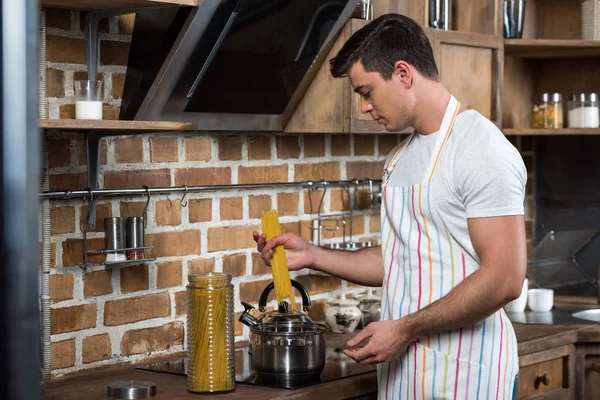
[119,0,356,131]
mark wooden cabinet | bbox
[517,344,575,399]
[575,329,600,400]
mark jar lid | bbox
[541,93,562,102]
[329,298,360,307]
[569,93,598,103]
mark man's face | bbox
[347,61,414,132]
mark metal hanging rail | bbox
[39,179,383,200]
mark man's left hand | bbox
[343,318,415,364]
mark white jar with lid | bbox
[568,93,600,128]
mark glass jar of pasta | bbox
[186,273,235,393]
[532,93,564,128]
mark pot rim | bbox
[250,322,329,335]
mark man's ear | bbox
[393,61,413,88]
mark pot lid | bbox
[258,310,314,325]
[356,289,381,303]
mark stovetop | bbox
[137,347,376,390]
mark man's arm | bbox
[312,245,384,287]
[344,214,526,364]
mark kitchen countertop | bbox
[43,322,599,400]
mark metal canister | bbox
[125,217,145,260]
[104,217,125,251]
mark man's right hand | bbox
[252,231,315,271]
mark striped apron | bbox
[377,96,519,399]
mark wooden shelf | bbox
[39,119,197,131]
[41,0,198,10]
[505,39,600,58]
[504,128,600,136]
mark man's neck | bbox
[412,82,461,135]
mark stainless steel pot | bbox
[239,280,329,380]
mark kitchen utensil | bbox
[504,278,528,313]
[104,217,126,262]
[356,289,381,328]
[107,380,157,399]
[429,0,452,30]
[239,279,328,381]
[528,288,554,312]
[503,0,526,38]
[125,217,145,260]
[325,297,361,333]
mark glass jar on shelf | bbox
[532,93,563,129]
[568,93,599,128]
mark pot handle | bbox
[258,279,311,312]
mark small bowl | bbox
[528,288,554,312]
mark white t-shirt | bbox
[385,110,527,262]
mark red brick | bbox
[277,193,299,216]
[295,274,342,296]
[276,136,300,158]
[150,137,179,163]
[119,201,146,219]
[82,333,111,364]
[118,14,136,35]
[218,137,242,160]
[331,135,351,156]
[223,254,246,277]
[346,161,384,180]
[238,165,288,184]
[220,197,242,220]
[47,69,65,99]
[51,339,75,370]
[304,135,325,157]
[185,137,211,161]
[104,293,170,326]
[304,189,325,214]
[104,169,171,189]
[50,241,57,269]
[174,167,231,186]
[207,225,258,252]
[50,273,74,301]
[103,104,120,120]
[47,35,85,64]
[79,12,109,33]
[307,298,327,322]
[121,321,183,356]
[99,40,131,66]
[62,238,105,267]
[157,261,182,288]
[115,137,144,164]
[239,279,272,304]
[294,162,340,181]
[84,269,113,297]
[155,199,181,226]
[145,230,200,258]
[51,303,97,334]
[111,73,126,99]
[46,8,72,31]
[51,206,75,234]
[59,104,75,119]
[188,258,215,275]
[235,312,244,337]
[174,291,186,316]
[354,135,375,156]
[370,214,381,233]
[248,136,271,160]
[77,138,108,166]
[47,138,70,168]
[249,195,271,219]
[189,199,212,223]
[73,71,102,82]
[319,215,365,239]
[379,135,399,156]
[330,189,350,212]
[252,252,270,276]
[120,264,149,293]
[79,203,112,233]
[50,172,87,190]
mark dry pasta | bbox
[186,273,235,393]
[261,210,297,312]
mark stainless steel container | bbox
[503,0,526,38]
[125,217,144,248]
[429,0,452,30]
[104,217,124,251]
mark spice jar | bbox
[186,273,235,393]
[532,93,563,128]
[568,93,599,128]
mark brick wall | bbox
[42,8,536,376]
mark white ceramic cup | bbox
[528,288,554,312]
[504,278,528,312]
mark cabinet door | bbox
[583,356,600,400]
[429,29,503,127]
[575,344,600,400]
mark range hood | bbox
[119,0,356,131]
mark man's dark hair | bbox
[329,14,438,81]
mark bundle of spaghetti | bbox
[261,209,297,311]
[186,276,234,393]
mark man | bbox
[254,13,526,399]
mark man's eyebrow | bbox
[353,84,370,94]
